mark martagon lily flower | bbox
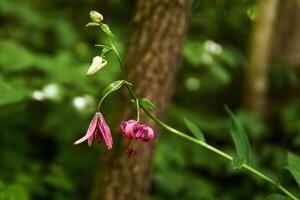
[74,112,113,149]
[120,120,155,157]
[120,120,155,142]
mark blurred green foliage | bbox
[0,0,299,199]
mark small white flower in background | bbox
[32,90,45,101]
[73,97,87,109]
[90,11,103,22]
[73,95,94,111]
[204,40,222,55]
[86,56,107,76]
[43,83,59,99]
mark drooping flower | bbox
[74,112,112,149]
[86,56,107,76]
[120,119,155,142]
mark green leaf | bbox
[0,83,25,106]
[225,105,252,165]
[102,80,124,97]
[100,23,114,37]
[264,194,290,200]
[101,47,112,56]
[140,98,157,110]
[86,22,100,27]
[2,184,30,200]
[124,81,133,86]
[286,152,300,188]
[184,118,205,142]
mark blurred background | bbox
[0,0,299,199]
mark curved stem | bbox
[141,107,299,200]
[106,35,299,200]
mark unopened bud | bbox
[90,11,103,22]
[86,56,107,76]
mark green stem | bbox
[106,35,299,200]
[136,98,140,122]
[141,107,299,200]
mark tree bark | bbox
[91,0,191,200]
[272,0,300,67]
[243,0,279,112]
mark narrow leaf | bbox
[286,152,300,188]
[140,98,157,110]
[184,118,205,142]
[124,81,133,86]
[100,23,114,37]
[101,47,112,56]
[86,22,100,27]
[264,194,290,200]
[225,105,252,165]
[102,80,124,97]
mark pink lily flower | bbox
[120,119,155,142]
[74,112,113,149]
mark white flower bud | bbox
[86,56,107,76]
[90,11,103,22]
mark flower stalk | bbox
[106,32,299,200]
[84,12,299,200]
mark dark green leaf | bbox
[184,118,205,142]
[225,105,252,165]
[264,194,290,200]
[286,152,300,188]
[102,80,124,97]
[140,98,157,110]
[100,23,114,37]
[86,22,100,27]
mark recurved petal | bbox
[124,120,139,139]
[136,125,154,142]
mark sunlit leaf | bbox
[184,118,205,142]
[100,23,114,37]
[102,80,124,97]
[140,98,157,110]
[286,152,300,188]
[225,105,252,165]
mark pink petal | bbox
[98,115,113,150]
[123,120,138,140]
[74,113,99,145]
[136,125,154,142]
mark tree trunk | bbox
[91,0,191,200]
[243,0,279,112]
[272,0,300,68]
